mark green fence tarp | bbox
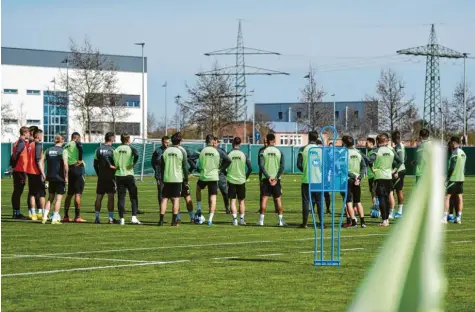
[2,143,474,177]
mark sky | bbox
[2,0,475,121]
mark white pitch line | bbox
[299,247,365,254]
[212,256,239,260]
[255,253,283,257]
[12,255,151,263]
[3,228,474,260]
[1,260,189,278]
[451,240,472,244]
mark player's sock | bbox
[278,214,283,222]
[53,212,60,220]
[346,217,351,225]
[197,202,201,210]
[390,209,394,216]
[351,218,357,226]
[43,209,50,220]
[177,213,181,220]
[443,211,448,221]
[209,213,214,222]
[259,214,265,223]
[31,208,36,215]
[360,217,365,225]
[240,214,245,220]
[160,214,165,222]
[95,211,100,219]
[398,205,403,214]
[232,213,237,220]
[108,212,114,221]
[172,214,177,224]
[75,208,80,219]
[457,212,462,217]
[38,209,43,215]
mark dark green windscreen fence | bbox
[1,143,474,177]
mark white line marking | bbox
[451,240,472,244]
[212,256,239,260]
[3,228,473,259]
[255,253,283,257]
[1,260,189,277]
[8,255,150,263]
[299,247,365,254]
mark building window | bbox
[4,89,18,94]
[335,111,340,120]
[26,119,41,124]
[44,91,69,143]
[296,111,302,119]
[27,90,41,95]
[280,135,288,145]
[354,111,359,119]
[278,112,283,120]
[116,122,141,135]
[4,119,18,125]
[222,136,233,144]
[126,100,140,108]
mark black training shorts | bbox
[260,179,282,199]
[48,181,66,195]
[163,182,182,199]
[68,166,85,195]
[341,179,361,204]
[197,180,218,196]
[96,177,117,195]
[375,179,393,198]
[28,174,46,197]
[447,182,463,195]
[393,170,405,192]
[228,183,246,200]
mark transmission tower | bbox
[196,20,289,143]
[397,24,465,136]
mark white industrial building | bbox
[1,47,147,143]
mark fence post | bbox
[291,145,295,174]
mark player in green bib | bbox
[368,133,402,227]
[413,129,431,183]
[159,133,188,226]
[113,133,140,225]
[226,137,252,225]
[443,137,466,224]
[390,130,406,219]
[341,135,367,228]
[62,132,86,223]
[258,133,286,226]
[196,134,231,226]
[297,132,323,228]
[365,137,378,213]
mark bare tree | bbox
[1,101,15,134]
[16,102,27,128]
[147,111,158,134]
[450,80,475,133]
[182,63,238,136]
[399,103,421,139]
[58,37,118,142]
[103,74,125,134]
[298,66,329,132]
[366,69,414,133]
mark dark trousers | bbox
[12,171,26,212]
[218,174,229,210]
[301,184,322,225]
[375,179,392,220]
[116,176,138,218]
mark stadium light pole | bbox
[163,81,168,135]
[134,42,145,182]
[175,95,182,132]
[463,53,468,144]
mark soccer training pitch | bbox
[1,176,474,312]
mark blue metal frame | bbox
[307,126,349,266]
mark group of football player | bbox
[9,125,466,227]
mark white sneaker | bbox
[441,217,448,224]
[239,218,246,225]
[257,221,264,226]
[131,219,142,225]
[388,214,395,220]
[232,219,238,226]
[120,218,125,225]
[278,220,287,227]
[456,217,461,224]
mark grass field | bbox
[1,175,475,312]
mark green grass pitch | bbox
[1,176,475,312]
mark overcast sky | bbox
[2,0,475,120]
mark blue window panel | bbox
[27,90,41,95]
[4,89,18,94]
